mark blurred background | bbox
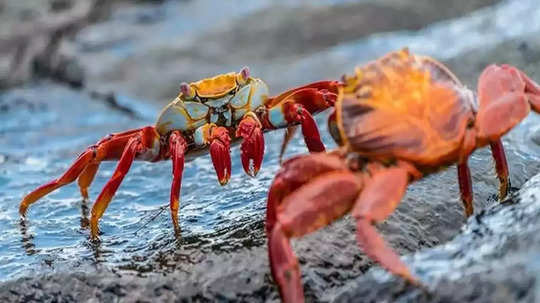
[1,0,540,302]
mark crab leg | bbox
[352,167,418,285]
[236,113,264,177]
[78,163,100,200]
[278,126,298,164]
[476,65,540,202]
[284,102,325,153]
[266,153,357,303]
[489,140,510,200]
[19,149,96,216]
[90,136,143,239]
[19,127,158,216]
[457,161,474,217]
[169,131,187,234]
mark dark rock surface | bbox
[1,0,540,302]
[4,172,540,303]
[333,173,540,303]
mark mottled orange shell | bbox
[336,49,476,166]
[189,72,238,98]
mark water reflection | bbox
[19,218,39,256]
[80,198,90,229]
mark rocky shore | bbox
[1,0,540,302]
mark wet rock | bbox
[2,171,540,302]
[1,1,540,302]
[333,173,540,303]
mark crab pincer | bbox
[236,113,265,176]
[208,126,232,185]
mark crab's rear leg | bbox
[19,127,159,217]
[476,65,540,201]
[20,149,96,215]
[85,127,159,239]
[78,163,100,200]
[352,165,419,285]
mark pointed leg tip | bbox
[90,231,100,242]
[90,218,100,241]
[218,176,230,186]
[242,161,261,177]
[80,188,89,200]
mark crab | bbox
[265,49,540,302]
[19,67,340,240]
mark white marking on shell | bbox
[194,125,206,146]
[184,101,209,120]
[156,101,207,134]
[249,79,269,111]
[230,84,251,109]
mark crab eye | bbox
[237,66,250,85]
[180,82,195,100]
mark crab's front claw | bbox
[284,102,325,153]
[208,126,232,185]
[236,113,264,177]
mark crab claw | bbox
[286,103,325,153]
[236,114,265,177]
[208,126,232,185]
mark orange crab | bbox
[266,49,540,302]
[20,67,340,240]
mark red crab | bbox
[266,49,540,302]
[19,67,340,239]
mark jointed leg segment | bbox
[489,140,510,200]
[169,131,187,235]
[352,167,417,284]
[19,127,160,240]
[19,149,96,216]
[78,162,100,200]
[457,161,473,217]
[90,136,143,239]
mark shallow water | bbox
[1,0,540,299]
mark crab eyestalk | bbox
[236,66,250,85]
[180,82,195,99]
